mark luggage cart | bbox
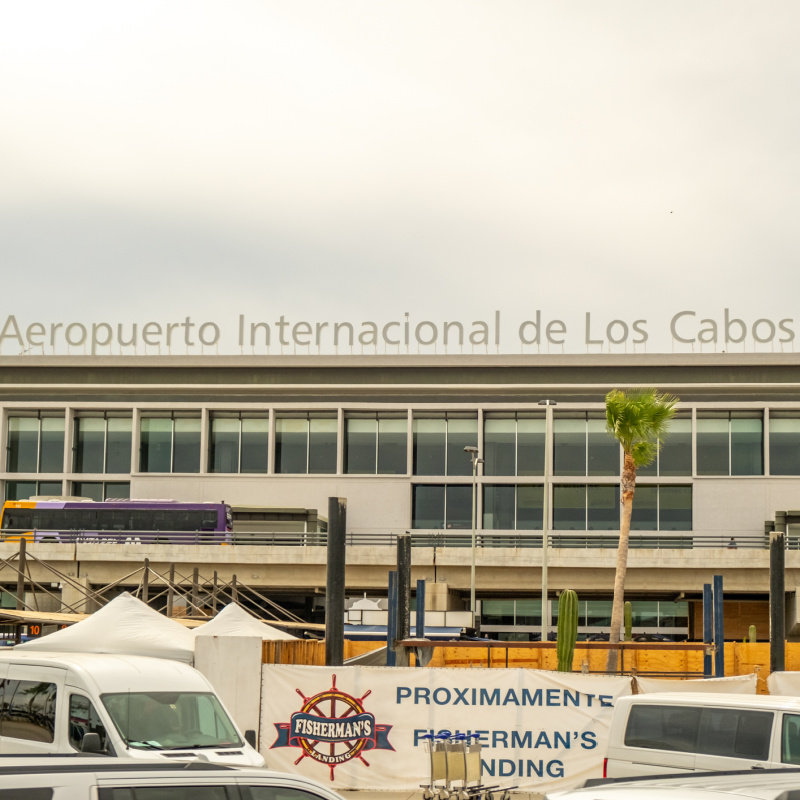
[446,734,489,800]
[420,731,451,800]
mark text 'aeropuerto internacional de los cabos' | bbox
[0,309,796,354]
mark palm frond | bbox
[605,388,679,465]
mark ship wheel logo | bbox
[272,674,394,780]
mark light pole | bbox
[538,399,556,642]
[464,445,483,631]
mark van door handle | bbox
[751,765,766,770]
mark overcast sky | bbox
[2,2,799,355]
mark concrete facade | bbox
[1,353,799,637]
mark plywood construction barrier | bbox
[261,639,800,692]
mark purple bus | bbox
[0,499,233,545]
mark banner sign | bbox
[261,665,631,793]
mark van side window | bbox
[244,789,330,800]
[624,704,700,752]
[98,789,231,799]
[69,693,109,752]
[697,707,772,761]
[782,714,800,764]
[0,790,53,799]
[0,679,57,743]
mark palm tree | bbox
[605,388,678,673]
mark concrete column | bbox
[325,497,346,666]
[61,577,97,614]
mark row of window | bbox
[412,484,692,530]
[2,478,690,531]
[5,408,800,476]
[481,599,689,630]
[4,480,130,502]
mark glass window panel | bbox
[413,418,446,476]
[37,481,63,496]
[209,417,240,473]
[770,415,800,476]
[697,415,729,476]
[659,485,692,531]
[731,416,763,476]
[275,418,308,474]
[517,417,545,476]
[587,600,613,627]
[517,485,544,530]
[106,418,132,474]
[412,485,445,529]
[697,708,771,761]
[659,600,688,628]
[625,705,700,753]
[554,418,586,476]
[657,417,692,477]
[69,694,109,753]
[104,483,130,500]
[345,418,377,474]
[587,485,619,530]
[631,600,658,627]
[484,418,516,476]
[7,680,57,743]
[173,418,201,473]
[140,418,172,473]
[72,482,104,502]
[587,418,619,476]
[515,599,542,626]
[446,417,478,477]
[630,485,657,531]
[240,418,269,474]
[483,485,515,530]
[39,417,65,473]
[481,599,515,626]
[74,418,105,474]
[377,417,407,475]
[445,484,472,529]
[7,417,39,473]
[5,481,37,501]
[553,485,586,530]
[308,417,337,474]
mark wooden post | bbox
[142,558,149,605]
[191,567,199,614]
[166,564,175,618]
[16,538,26,611]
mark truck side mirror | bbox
[81,733,103,754]
[244,729,257,749]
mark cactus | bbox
[624,601,632,642]
[748,624,757,643]
[556,590,579,672]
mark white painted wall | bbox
[194,635,263,743]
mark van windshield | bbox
[102,691,242,750]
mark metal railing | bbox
[0,528,789,549]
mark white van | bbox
[605,693,800,778]
[0,756,346,800]
[0,650,264,767]
[547,768,800,800]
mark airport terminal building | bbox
[1,352,799,641]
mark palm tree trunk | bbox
[606,452,636,673]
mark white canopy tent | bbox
[193,602,298,641]
[15,592,196,663]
